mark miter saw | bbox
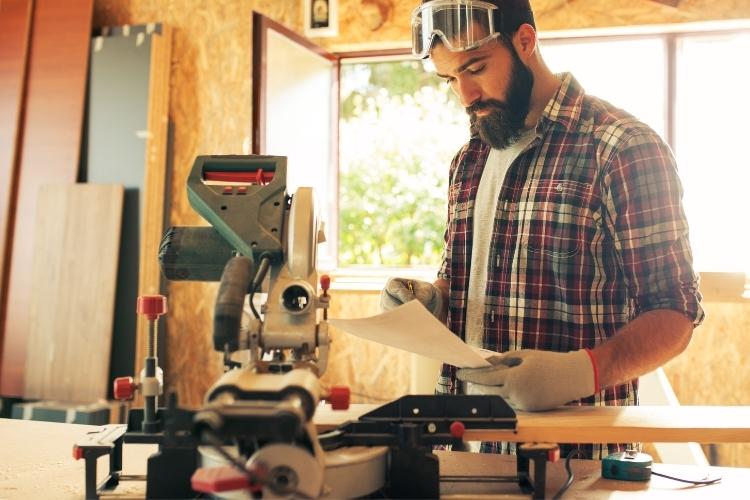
[74,155,556,499]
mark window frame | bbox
[253,15,750,297]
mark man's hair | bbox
[420,0,536,35]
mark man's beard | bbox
[467,47,534,149]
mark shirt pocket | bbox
[522,179,592,259]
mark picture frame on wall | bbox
[303,0,339,37]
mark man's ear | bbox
[512,23,537,61]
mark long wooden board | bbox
[83,24,172,395]
[23,184,123,402]
[0,0,33,300]
[135,24,172,397]
[0,0,94,397]
[315,403,750,444]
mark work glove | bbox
[457,349,598,412]
[379,277,446,320]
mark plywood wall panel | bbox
[322,290,412,403]
[0,0,33,303]
[0,0,94,397]
[24,184,123,402]
[316,0,750,50]
[93,0,301,407]
[663,301,750,467]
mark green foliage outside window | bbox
[339,60,469,267]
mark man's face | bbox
[430,37,534,149]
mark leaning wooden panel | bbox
[315,404,750,443]
[0,0,33,300]
[134,25,172,399]
[0,0,94,397]
[24,184,124,402]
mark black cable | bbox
[651,470,722,485]
[249,255,271,319]
[553,449,584,499]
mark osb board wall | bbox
[92,0,750,467]
[93,0,302,407]
[315,0,750,49]
[663,301,750,467]
[322,290,413,403]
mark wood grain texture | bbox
[0,0,94,397]
[23,184,123,402]
[319,0,750,50]
[134,25,172,401]
[0,0,33,304]
[316,403,750,444]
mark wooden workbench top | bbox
[2,416,750,499]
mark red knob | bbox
[137,295,167,320]
[450,421,465,438]
[320,275,331,293]
[191,466,250,493]
[329,385,350,410]
[113,376,136,400]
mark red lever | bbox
[450,421,466,439]
[137,295,167,321]
[329,386,350,410]
[113,376,136,401]
[72,445,84,460]
[191,466,250,493]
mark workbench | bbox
[3,404,750,498]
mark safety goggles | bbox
[411,0,500,59]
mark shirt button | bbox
[556,183,564,192]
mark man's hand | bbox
[379,277,446,319]
[456,349,598,411]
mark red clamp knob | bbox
[137,295,167,321]
[328,386,350,410]
[450,421,466,439]
[113,376,136,401]
[320,275,331,293]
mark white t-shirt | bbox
[465,129,537,347]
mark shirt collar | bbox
[537,72,585,134]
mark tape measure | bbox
[602,451,653,481]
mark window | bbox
[254,15,750,276]
[338,59,469,268]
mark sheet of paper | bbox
[329,300,493,368]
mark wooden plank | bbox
[0,0,94,397]
[0,0,33,303]
[82,25,171,394]
[23,184,123,402]
[135,24,172,394]
[315,404,750,444]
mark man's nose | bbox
[454,77,481,108]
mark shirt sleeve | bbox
[601,128,704,326]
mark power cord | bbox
[553,449,584,499]
[650,470,722,485]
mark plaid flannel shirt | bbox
[436,73,704,459]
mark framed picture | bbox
[303,0,338,38]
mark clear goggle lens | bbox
[411,0,498,59]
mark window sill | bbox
[326,266,440,292]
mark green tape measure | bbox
[602,451,653,481]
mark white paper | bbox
[328,300,493,368]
